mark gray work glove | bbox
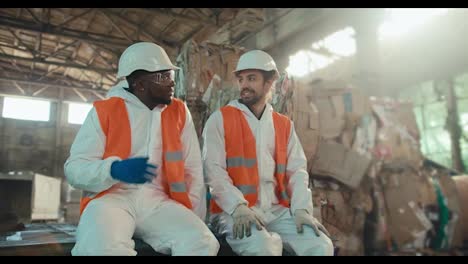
[231,204,265,239]
[294,209,330,237]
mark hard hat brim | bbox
[232,68,279,75]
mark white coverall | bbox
[65,81,219,256]
[202,100,333,256]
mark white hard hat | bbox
[117,42,180,78]
[234,50,279,75]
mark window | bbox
[379,8,449,39]
[399,72,468,171]
[286,27,356,77]
[2,97,50,121]
[311,26,356,57]
[285,9,451,79]
[68,102,93,125]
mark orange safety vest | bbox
[79,97,193,215]
[210,105,292,214]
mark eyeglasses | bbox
[144,70,175,85]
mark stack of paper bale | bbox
[311,179,373,256]
[307,79,374,189]
[173,43,467,254]
[291,78,465,255]
[175,41,297,141]
[367,98,463,254]
[452,175,468,243]
[290,79,375,255]
[174,40,245,139]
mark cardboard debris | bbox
[380,170,432,247]
[311,139,372,189]
[311,181,371,256]
[171,55,462,254]
[326,223,365,256]
[371,98,423,169]
[310,80,371,141]
[175,39,299,142]
[291,83,320,171]
[453,175,468,242]
[175,40,245,138]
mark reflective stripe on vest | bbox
[79,97,192,216]
[226,157,256,168]
[165,151,183,161]
[210,106,291,214]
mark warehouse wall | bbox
[0,97,80,178]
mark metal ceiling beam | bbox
[32,86,49,96]
[25,8,42,24]
[0,62,106,90]
[0,53,115,74]
[0,76,107,93]
[56,8,94,29]
[37,65,63,81]
[0,15,130,49]
[141,8,217,26]
[42,40,79,60]
[103,9,178,48]
[99,9,134,42]
[179,9,224,44]
[91,90,105,100]
[133,11,152,39]
[85,43,116,70]
[52,9,119,63]
[7,29,39,58]
[12,81,26,94]
[72,88,88,102]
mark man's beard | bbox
[152,96,172,105]
[239,88,261,106]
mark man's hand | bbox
[231,204,265,239]
[294,209,330,237]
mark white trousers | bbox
[211,205,334,256]
[72,186,219,256]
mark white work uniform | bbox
[65,81,219,256]
[202,100,333,256]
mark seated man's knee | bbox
[204,233,221,255]
[300,234,334,256]
[72,239,136,256]
[174,226,220,255]
[256,233,282,256]
[228,229,282,256]
[194,229,220,255]
[320,235,334,256]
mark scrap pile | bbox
[174,40,244,138]
[174,40,296,139]
[291,79,467,255]
[174,42,467,255]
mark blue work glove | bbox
[110,157,157,184]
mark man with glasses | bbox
[65,42,219,256]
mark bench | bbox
[0,223,237,256]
